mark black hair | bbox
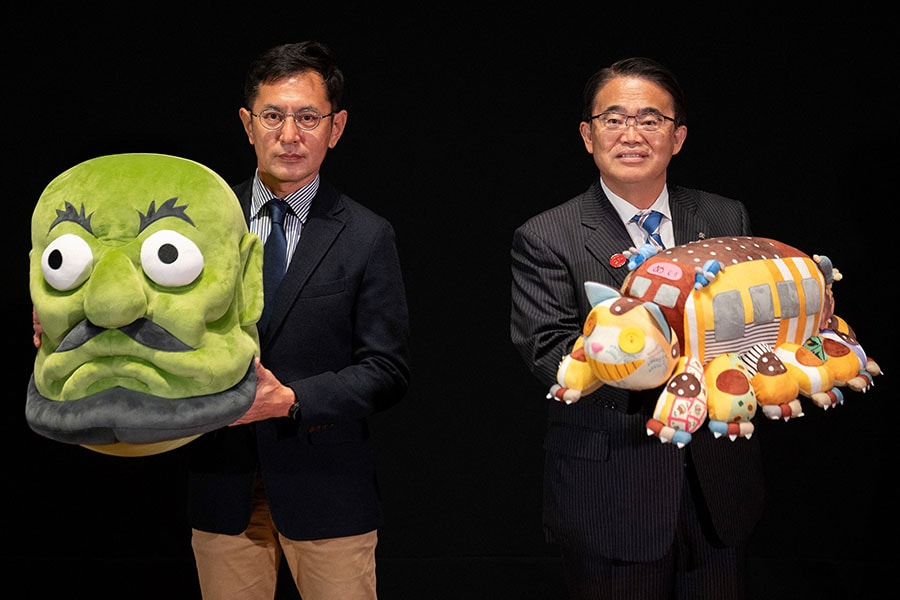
[243,41,345,112]
[581,57,686,126]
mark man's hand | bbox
[32,306,43,349]
[229,357,296,425]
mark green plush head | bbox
[26,153,263,456]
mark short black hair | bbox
[243,41,345,112]
[581,57,686,126]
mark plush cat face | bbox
[581,282,680,390]
[27,153,264,456]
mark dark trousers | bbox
[560,473,748,599]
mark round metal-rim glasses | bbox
[251,109,335,131]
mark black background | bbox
[5,6,896,599]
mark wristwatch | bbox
[288,399,303,421]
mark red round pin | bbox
[609,253,627,268]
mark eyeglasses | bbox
[589,111,676,133]
[250,109,335,131]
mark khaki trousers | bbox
[191,478,377,600]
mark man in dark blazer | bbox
[187,41,411,599]
[510,57,762,599]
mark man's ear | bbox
[328,109,348,149]
[579,121,594,154]
[672,124,687,156]
[239,107,255,144]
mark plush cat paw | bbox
[708,420,754,441]
[646,418,692,448]
[547,385,582,405]
[761,400,804,420]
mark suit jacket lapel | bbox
[581,181,634,287]
[235,178,347,341]
[669,186,709,245]
[265,181,345,340]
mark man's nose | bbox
[279,116,303,140]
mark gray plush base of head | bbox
[25,363,257,445]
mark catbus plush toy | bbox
[550,237,881,447]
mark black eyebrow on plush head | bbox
[49,202,93,234]
[139,197,195,233]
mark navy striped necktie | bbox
[631,210,665,249]
[260,198,289,331]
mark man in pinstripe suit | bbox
[510,57,762,599]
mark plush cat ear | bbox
[584,281,621,306]
[644,301,672,345]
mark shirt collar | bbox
[250,171,319,224]
[600,178,671,225]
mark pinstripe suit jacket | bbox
[510,179,764,562]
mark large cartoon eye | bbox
[42,233,93,291]
[140,230,204,287]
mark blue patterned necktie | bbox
[260,198,289,331]
[631,210,665,249]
